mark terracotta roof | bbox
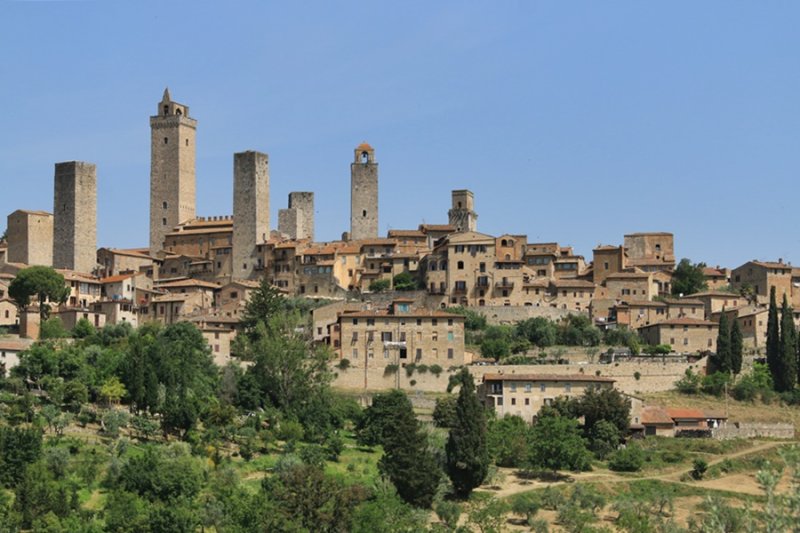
[594,245,622,251]
[551,279,595,289]
[339,309,463,319]
[56,270,100,282]
[641,406,674,425]
[689,291,742,299]
[356,142,373,151]
[156,279,220,289]
[418,224,456,232]
[703,267,727,277]
[388,229,426,238]
[665,407,706,420]
[103,248,153,259]
[99,273,138,284]
[151,294,190,303]
[749,261,792,270]
[482,373,616,383]
[618,300,666,308]
[640,317,716,327]
[662,298,703,306]
[11,209,52,217]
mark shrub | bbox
[415,364,428,374]
[691,458,708,480]
[368,279,390,292]
[335,358,351,370]
[383,364,399,376]
[675,369,701,394]
[633,371,641,381]
[608,444,644,472]
[540,486,566,510]
[432,396,458,428]
[404,363,416,377]
[701,372,731,397]
[429,364,443,377]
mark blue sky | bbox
[1,1,798,268]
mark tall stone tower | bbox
[448,189,478,232]
[150,88,197,256]
[278,191,314,241]
[350,142,378,240]
[232,151,269,280]
[7,210,53,266]
[53,161,97,273]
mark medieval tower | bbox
[448,189,478,232]
[278,192,314,240]
[232,150,269,280]
[350,142,378,240]
[53,161,97,273]
[149,88,197,256]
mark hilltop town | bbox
[1,90,799,531]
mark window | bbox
[352,348,358,358]
[432,348,438,358]
[524,383,532,393]
[539,383,546,392]
[416,318,422,326]
[416,348,422,359]
[162,218,167,226]
[162,201,168,209]
[447,331,454,341]
[448,318,453,326]
[683,338,689,346]
[524,398,530,406]
[511,398,516,406]
[510,383,517,392]
[352,318,358,325]
[447,348,453,359]
[457,261,464,270]
[381,332,392,342]
[164,137,168,144]
[432,332,438,341]
[367,318,375,326]
[565,383,571,393]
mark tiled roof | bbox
[388,229,426,238]
[641,317,716,327]
[606,272,651,280]
[482,373,615,383]
[99,273,138,284]
[665,407,706,420]
[749,261,792,270]
[551,279,595,289]
[641,406,674,425]
[339,309,463,319]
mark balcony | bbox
[452,284,468,295]
[495,280,515,289]
[428,285,446,295]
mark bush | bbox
[608,444,645,472]
[335,358,351,371]
[429,364,443,377]
[392,272,418,291]
[368,279,390,292]
[40,317,69,339]
[432,396,458,428]
[701,372,731,397]
[675,369,701,394]
[404,363,416,377]
[692,458,708,480]
[383,364,398,376]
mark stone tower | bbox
[150,88,197,256]
[232,150,269,280]
[448,189,478,232]
[7,210,53,266]
[350,142,378,240]
[277,191,314,241]
[53,161,97,273]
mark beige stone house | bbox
[731,260,792,305]
[605,271,657,301]
[480,373,615,422]
[638,317,718,353]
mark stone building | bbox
[350,143,378,240]
[731,260,792,306]
[687,291,748,319]
[624,232,675,272]
[278,192,314,240]
[638,317,718,353]
[330,300,466,369]
[711,305,768,349]
[232,151,269,280]
[150,89,197,255]
[605,271,657,301]
[592,245,626,285]
[480,373,616,422]
[96,248,153,278]
[448,189,478,232]
[6,210,53,266]
[53,161,97,274]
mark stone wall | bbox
[53,161,97,273]
[332,357,707,395]
[712,423,795,440]
[232,151,269,280]
[288,192,314,241]
[7,210,53,266]
[474,305,574,325]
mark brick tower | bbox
[448,189,478,232]
[149,88,197,256]
[232,150,269,280]
[53,161,97,273]
[350,142,378,240]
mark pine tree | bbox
[777,294,798,392]
[730,318,744,375]
[445,369,489,497]
[766,286,781,387]
[714,312,731,373]
[378,390,442,508]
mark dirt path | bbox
[481,440,796,499]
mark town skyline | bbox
[2,2,799,268]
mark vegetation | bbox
[368,279,390,292]
[8,266,71,323]
[671,258,708,296]
[445,369,489,497]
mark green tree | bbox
[40,317,70,339]
[368,279,390,292]
[714,311,731,373]
[72,318,95,339]
[730,318,744,375]
[445,369,489,497]
[778,294,798,392]
[392,272,418,291]
[608,444,644,472]
[579,386,631,436]
[527,415,591,473]
[378,390,441,508]
[0,426,43,487]
[515,317,557,347]
[766,286,781,388]
[8,266,70,323]
[432,395,458,428]
[587,419,620,460]
[240,278,286,338]
[351,492,427,533]
[671,258,708,296]
[487,415,530,467]
[357,390,413,447]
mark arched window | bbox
[164,137,168,144]
[505,254,511,261]
[457,261,464,270]
[162,201,168,209]
[163,105,169,115]
[479,299,485,306]
[361,151,369,163]
[430,262,437,271]
[501,239,507,247]
[440,261,447,270]
[176,108,182,116]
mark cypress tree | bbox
[378,390,442,508]
[778,294,798,392]
[445,369,489,497]
[714,312,731,374]
[766,286,781,387]
[730,318,744,375]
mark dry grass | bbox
[642,390,800,426]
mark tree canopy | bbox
[671,258,707,296]
[8,266,70,321]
